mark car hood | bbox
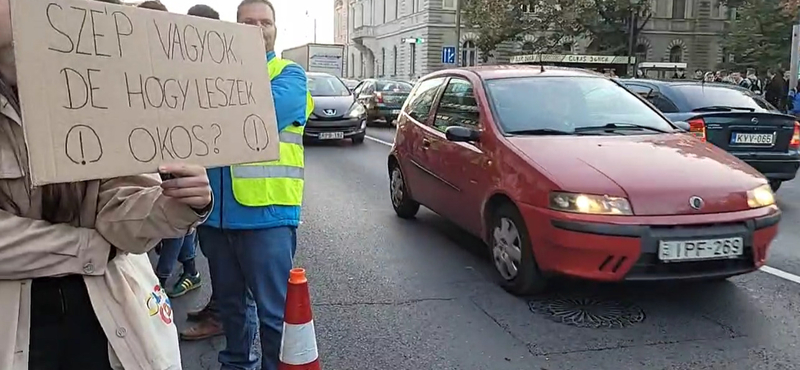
[506,133,767,216]
[311,95,354,119]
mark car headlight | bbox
[747,184,775,208]
[348,104,365,118]
[549,192,633,215]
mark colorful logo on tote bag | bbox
[145,285,173,325]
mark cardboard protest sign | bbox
[11,0,279,185]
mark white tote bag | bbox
[106,254,182,370]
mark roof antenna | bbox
[539,51,545,72]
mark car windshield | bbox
[376,81,412,92]
[308,75,351,97]
[484,76,674,134]
[670,85,776,111]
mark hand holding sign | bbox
[159,163,212,210]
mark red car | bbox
[387,66,781,296]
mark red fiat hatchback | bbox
[387,66,781,296]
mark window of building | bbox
[669,45,683,63]
[462,41,477,67]
[521,42,534,54]
[433,78,480,132]
[383,0,386,22]
[381,48,386,76]
[393,46,398,75]
[360,54,365,78]
[561,42,573,53]
[412,0,417,13]
[349,53,355,77]
[635,44,647,63]
[395,0,399,19]
[410,44,416,76]
[442,0,456,10]
[404,77,446,123]
[672,0,685,19]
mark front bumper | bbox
[304,117,366,139]
[518,203,781,282]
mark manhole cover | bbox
[528,295,645,329]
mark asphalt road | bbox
[174,125,800,370]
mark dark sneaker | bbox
[167,273,201,298]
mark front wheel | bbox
[352,133,366,145]
[389,163,419,219]
[769,180,782,192]
[490,203,547,296]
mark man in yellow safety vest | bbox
[185,1,314,369]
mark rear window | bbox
[307,75,351,97]
[670,85,776,112]
[485,76,673,133]
[376,81,412,92]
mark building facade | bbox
[343,0,733,79]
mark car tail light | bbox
[687,118,706,142]
[375,92,384,103]
[790,121,800,149]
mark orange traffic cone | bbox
[279,268,321,370]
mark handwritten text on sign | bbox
[11,0,279,185]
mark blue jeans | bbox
[154,232,197,281]
[198,226,297,370]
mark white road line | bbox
[362,134,800,285]
[760,266,800,284]
[366,135,393,147]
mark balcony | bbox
[351,25,374,42]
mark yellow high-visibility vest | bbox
[230,57,314,207]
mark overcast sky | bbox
[155,0,334,53]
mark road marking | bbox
[362,134,800,286]
[760,265,800,284]
[366,135,393,147]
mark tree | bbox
[580,0,653,56]
[721,0,794,72]
[462,0,589,61]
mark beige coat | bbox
[0,91,206,369]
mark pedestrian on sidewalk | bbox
[179,3,226,342]
[197,1,313,369]
[0,1,214,369]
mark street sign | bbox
[442,46,456,64]
[401,37,425,44]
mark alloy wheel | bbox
[390,167,405,207]
[492,217,523,281]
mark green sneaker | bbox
[167,273,202,298]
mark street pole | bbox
[790,10,800,91]
[627,9,636,77]
[454,0,462,67]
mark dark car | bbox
[353,79,413,125]
[305,72,367,144]
[387,66,779,296]
[620,79,800,191]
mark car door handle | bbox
[422,138,431,149]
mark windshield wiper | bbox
[574,123,670,133]
[692,105,756,112]
[506,128,574,136]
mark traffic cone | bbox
[279,268,321,370]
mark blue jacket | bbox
[790,90,800,116]
[204,51,309,230]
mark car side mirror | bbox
[672,121,690,131]
[445,126,480,142]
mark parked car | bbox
[305,72,367,144]
[341,78,360,92]
[353,79,413,125]
[619,79,800,191]
[388,66,780,296]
